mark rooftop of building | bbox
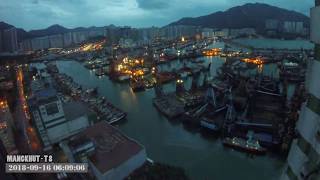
[68,121,144,173]
[63,101,89,121]
[28,87,58,107]
[30,74,53,91]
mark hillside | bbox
[169,3,310,32]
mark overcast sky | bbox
[0,0,314,31]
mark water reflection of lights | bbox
[257,64,263,73]
[123,89,137,105]
[242,57,264,65]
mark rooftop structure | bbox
[62,121,146,180]
[28,76,90,150]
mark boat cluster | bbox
[151,52,308,155]
[46,63,127,124]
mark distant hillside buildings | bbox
[21,27,107,51]
[265,19,308,36]
[17,25,262,51]
[0,18,310,53]
[20,25,202,51]
[201,28,257,39]
[0,27,18,53]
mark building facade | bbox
[283,21,304,34]
[49,34,64,48]
[0,99,16,154]
[281,1,320,179]
[2,28,18,52]
[162,25,199,40]
[29,88,90,150]
[0,31,3,52]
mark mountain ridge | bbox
[168,3,310,32]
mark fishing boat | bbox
[191,59,205,64]
[279,62,305,82]
[84,61,99,69]
[200,117,219,131]
[156,72,176,84]
[117,74,130,82]
[222,132,267,155]
[178,67,193,78]
[130,78,145,92]
[182,103,208,125]
[95,68,105,76]
[144,79,155,89]
[108,112,127,124]
[85,87,98,96]
[200,106,226,132]
[153,95,185,119]
[202,48,221,56]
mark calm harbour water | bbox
[54,48,286,179]
[234,38,314,50]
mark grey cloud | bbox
[136,0,169,10]
[0,0,314,30]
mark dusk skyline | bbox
[0,0,314,31]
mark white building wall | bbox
[47,123,69,142]
[287,141,308,176]
[307,60,320,99]
[46,116,89,143]
[32,110,51,147]
[296,105,319,145]
[281,2,320,180]
[311,6,320,44]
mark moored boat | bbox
[200,117,219,131]
[130,78,145,92]
[222,134,267,155]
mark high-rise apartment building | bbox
[281,1,320,179]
